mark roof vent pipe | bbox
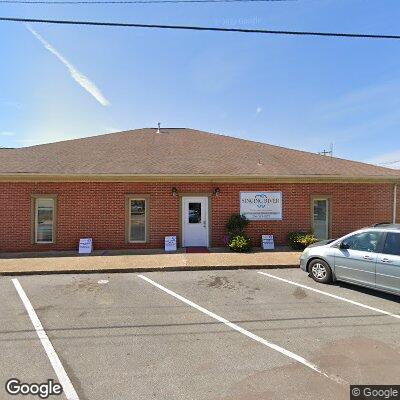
[157,122,161,133]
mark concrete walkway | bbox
[0,248,301,275]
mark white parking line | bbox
[11,278,80,400]
[257,271,400,320]
[138,274,347,385]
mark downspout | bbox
[393,184,398,224]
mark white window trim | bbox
[128,197,148,243]
[35,197,55,244]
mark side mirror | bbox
[339,242,349,250]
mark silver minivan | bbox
[300,224,400,296]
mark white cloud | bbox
[256,106,262,114]
[16,131,78,146]
[0,131,15,136]
[0,100,23,109]
[318,78,400,121]
[103,127,122,133]
[309,77,400,145]
[367,149,400,169]
[26,25,110,107]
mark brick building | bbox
[0,128,399,253]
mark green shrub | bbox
[226,214,249,237]
[228,235,252,252]
[287,231,318,250]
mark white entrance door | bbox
[182,196,209,247]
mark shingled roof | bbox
[0,128,399,180]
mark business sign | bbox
[262,235,275,250]
[240,192,282,220]
[79,238,93,254]
[165,236,177,252]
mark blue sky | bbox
[1,0,400,167]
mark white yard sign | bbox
[240,192,282,220]
[165,236,177,252]
[79,238,93,254]
[262,235,275,250]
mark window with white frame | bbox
[35,198,55,243]
[129,198,147,242]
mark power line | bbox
[2,16,400,40]
[378,159,400,166]
[0,0,297,3]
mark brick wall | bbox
[0,181,396,252]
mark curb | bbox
[0,264,299,276]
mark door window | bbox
[188,202,201,223]
[313,198,329,239]
[35,198,55,243]
[382,232,400,256]
[129,199,146,242]
[341,231,382,253]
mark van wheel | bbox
[309,259,332,284]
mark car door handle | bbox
[381,258,393,263]
[363,255,373,260]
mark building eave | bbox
[0,173,399,183]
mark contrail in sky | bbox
[26,24,110,106]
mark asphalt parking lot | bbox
[1,268,399,400]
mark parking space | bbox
[1,268,399,400]
[0,278,59,396]
[258,268,400,317]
